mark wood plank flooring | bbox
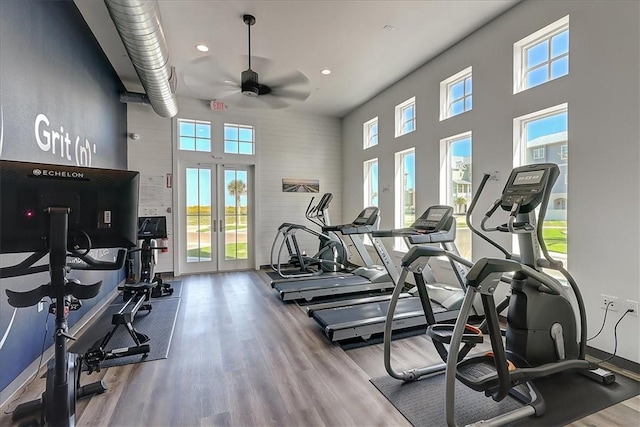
[1,270,638,426]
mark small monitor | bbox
[0,160,139,254]
[513,170,545,186]
[353,207,379,225]
[138,216,168,239]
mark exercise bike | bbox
[127,216,173,298]
[0,159,140,427]
[3,209,129,427]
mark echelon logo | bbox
[31,168,85,179]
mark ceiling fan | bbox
[222,14,311,109]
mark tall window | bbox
[395,148,415,250]
[440,132,472,259]
[224,123,254,155]
[179,119,211,152]
[363,159,379,207]
[514,104,568,261]
[395,97,416,137]
[440,67,472,120]
[514,15,569,93]
[363,117,378,149]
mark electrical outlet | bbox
[600,294,619,312]
[626,300,638,316]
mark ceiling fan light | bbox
[241,69,260,96]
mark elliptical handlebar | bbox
[466,173,511,258]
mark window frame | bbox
[395,97,416,137]
[394,148,415,251]
[178,118,212,152]
[532,147,545,160]
[223,123,255,155]
[513,103,568,262]
[513,15,570,94]
[439,131,473,259]
[363,158,379,208]
[363,117,379,149]
[440,66,472,120]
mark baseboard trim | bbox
[587,346,640,374]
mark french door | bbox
[177,162,251,274]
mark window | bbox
[395,148,415,250]
[363,117,378,149]
[514,104,568,263]
[440,132,472,259]
[395,97,416,137]
[224,123,254,155]
[514,15,569,93]
[533,147,545,160]
[560,144,568,160]
[179,119,211,152]
[363,159,378,207]
[440,67,472,120]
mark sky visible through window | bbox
[526,29,568,88]
[526,112,567,140]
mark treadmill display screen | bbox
[513,170,545,186]
[426,208,447,221]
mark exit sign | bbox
[210,100,225,111]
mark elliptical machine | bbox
[270,193,348,279]
[434,163,615,426]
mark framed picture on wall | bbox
[282,178,320,193]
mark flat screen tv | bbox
[0,160,139,254]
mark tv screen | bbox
[138,216,168,239]
[0,160,139,254]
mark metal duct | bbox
[104,0,178,118]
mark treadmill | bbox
[271,207,397,302]
[309,205,480,342]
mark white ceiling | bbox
[75,0,519,118]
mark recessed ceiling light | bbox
[196,44,209,52]
[321,69,332,75]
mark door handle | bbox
[219,219,223,232]
[213,219,217,232]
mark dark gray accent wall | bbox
[0,0,128,392]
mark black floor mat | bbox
[370,370,640,426]
[70,297,180,369]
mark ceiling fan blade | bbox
[254,94,289,109]
[265,70,309,89]
[269,88,310,102]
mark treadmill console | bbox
[412,206,453,232]
[352,206,379,226]
[501,163,560,213]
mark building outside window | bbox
[514,15,569,93]
[395,97,416,137]
[224,123,254,155]
[514,104,568,262]
[440,132,472,259]
[440,67,472,120]
[363,117,378,149]
[179,119,211,152]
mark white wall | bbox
[342,0,640,363]
[128,96,343,271]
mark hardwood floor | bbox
[1,271,638,426]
